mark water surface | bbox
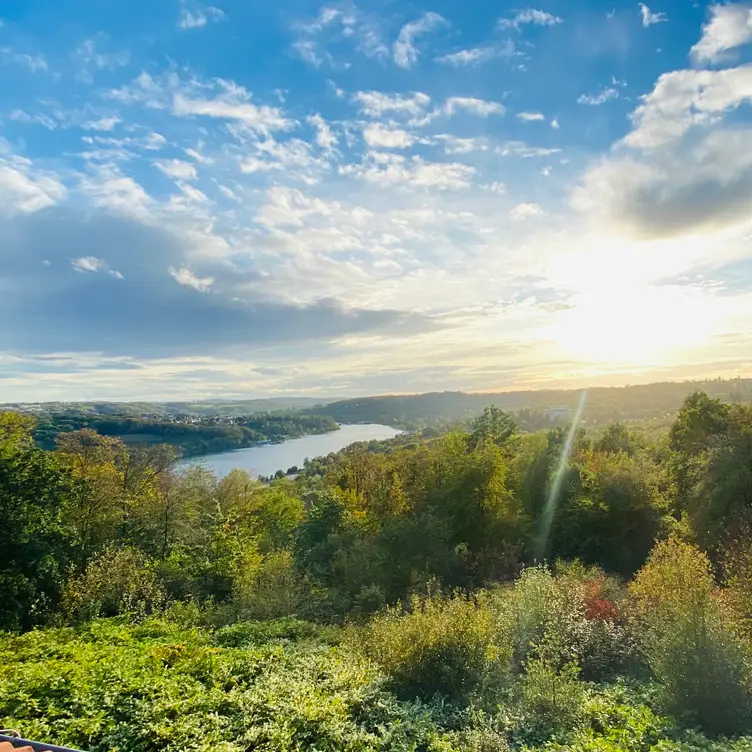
[182,423,400,478]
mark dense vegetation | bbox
[2,391,752,750]
[31,411,339,457]
[4,397,330,417]
[309,377,752,429]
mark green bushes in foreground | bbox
[3,616,752,752]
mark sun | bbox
[550,285,726,367]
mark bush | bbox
[630,538,752,736]
[490,564,634,681]
[62,546,166,622]
[213,618,328,647]
[233,549,303,620]
[355,591,507,703]
[516,656,586,743]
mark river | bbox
[180,423,401,478]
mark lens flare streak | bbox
[535,389,588,559]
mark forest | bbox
[31,412,339,457]
[310,377,752,428]
[2,390,752,751]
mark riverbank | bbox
[180,423,401,478]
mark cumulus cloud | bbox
[639,3,667,27]
[511,202,544,219]
[497,9,563,30]
[624,65,752,149]
[393,12,448,69]
[307,114,338,150]
[691,3,752,65]
[574,57,752,241]
[362,123,416,148]
[341,152,475,189]
[444,97,505,116]
[352,90,431,118]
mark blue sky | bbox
[1,0,751,401]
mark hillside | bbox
[312,377,752,428]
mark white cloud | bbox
[444,97,505,116]
[169,266,214,292]
[184,147,215,165]
[82,116,121,131]
[110,72,292,135]
[9,110,58,129]
[177,4,226,30]
[485,181,507,193]
[496,141,562,158]
[393,12,448,69]
[639,3,667,27]
[75,35,130,74]
[435,135,489,154]
[172,88,292,134]
[342,152,475,190]
[362,123,415,148]
[79,171,152,218]
[435,46,503,67]
[291,39,332,67]
[1,48,48,72]
[517,111,545,121]
[307,113,338,150]
[691,3,752,65]
[624,65,752,149]
[551,118,560,129]
[71,256,124,279]
[578,86,619,105]
[155,159,198,181]
[237,135,325,177]
[0,163,67,215]
[292,5,389,66]
[353,90,431,118]
[511,202,544,219]
[574,57,752,243]
[497,9,563,30]
[216,183,240,201]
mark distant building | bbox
[544,406,572,423]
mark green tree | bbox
[469,405,517,450]
[0,412,79,630]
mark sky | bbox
[1,0,752,401]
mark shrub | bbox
[233,549,303,620]
[213,618,327,647]
[490,564,635,681]
[516,656,586,743]
[630,538,752,736]
[62,545,166,622]
[355,591,507,703]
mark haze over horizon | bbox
[2,0,751,402]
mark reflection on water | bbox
[181,423,400,478]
